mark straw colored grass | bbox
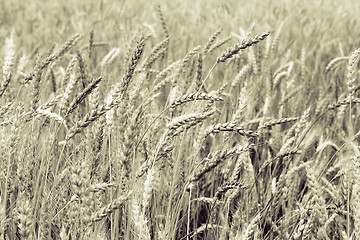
[0,0,360,239]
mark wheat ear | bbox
[217,31,270,63]
[0,30,15,99]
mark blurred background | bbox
[1,0,360,58]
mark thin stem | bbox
[187,184,193,240]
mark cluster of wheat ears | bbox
[0,3,360,240]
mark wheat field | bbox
[0,0,360,239]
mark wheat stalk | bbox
[191,145,249,182]
[89,192,131,223]
[204,122,257,138]
[25,33,81,84]
[0,30,15,99]
[347,48,360,98]
[144,37,169,69]
[325,56,348,74]
[65,76,102,116]
[169,92,223,109]
[203,28,223,54]
[106,34,146,109]
[156,4,169,39]
[166,110,216,138]
[17,198,33,239]
[217,31,270,63]
[207,36,232,54]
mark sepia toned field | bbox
[1,0,360,239]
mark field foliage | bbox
[0,0,360,239]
